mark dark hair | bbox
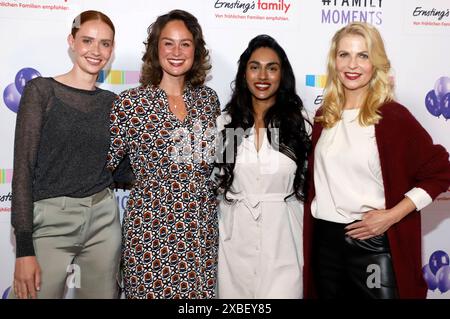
[216,34,311,201]
[71,10,115,39]
[140,9,211,86]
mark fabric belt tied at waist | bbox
[221,192,295,240]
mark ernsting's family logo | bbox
[411,5,450,27]
[214,0,292,14]
[413,7,449,21]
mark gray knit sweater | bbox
[11,77,118,257]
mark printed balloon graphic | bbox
[429,250,450,275]
[3,83,21,113]
[436,265,450,293]
[434,76,450,102]
[2,286,11,299]
[425,76,450,119]
[441,92,450,120]
[422,264,438,291]
[425,90,441,117]
[15,67,41,94]
[3,67,41,113]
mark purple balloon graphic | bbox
[436,265,450,293]
[434,76,450,102]
[422,264,438,291]
[2,286,11,299]
[441,93,450,120]
[14,67,41,94]
[425,89,441,117]
[3,83,21,113]
[429,250,450,275]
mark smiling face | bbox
[158,19,195,81]
[336,34,374,98]
[68,19,114,76]
[245,47,281,106]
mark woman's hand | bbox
[344,209,396,240]
[14,256,41,299]
[345,196,417,240]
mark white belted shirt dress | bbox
[217,115,304,298]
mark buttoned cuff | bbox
[405,187,433,211]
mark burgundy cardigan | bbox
[303,101,450,299]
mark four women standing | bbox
[9,8,450,300]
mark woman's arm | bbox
[345,197,416,240]
[106,93,130,172]
[346,105,450,239]
[11,80,46,258]
[11,79,47,298]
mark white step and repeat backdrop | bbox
[0,0,449,299]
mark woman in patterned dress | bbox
[107,9,221,299]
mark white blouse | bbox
[311,109,431,224]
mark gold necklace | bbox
[168,95,183,109]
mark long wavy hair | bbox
[316,22,394,128]
[140,9,211,87]
[216,34,311,202]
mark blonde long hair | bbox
[316,22,394,128]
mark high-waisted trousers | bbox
[313,218,398,299]
[9,188,121,299]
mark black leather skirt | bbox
[313,218,398,299]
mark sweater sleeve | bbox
[107,92,130,172]
[111,155,135,189]
[403,107,450,200]
[11,80,46,257]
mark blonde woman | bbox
[303,22,450,299]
